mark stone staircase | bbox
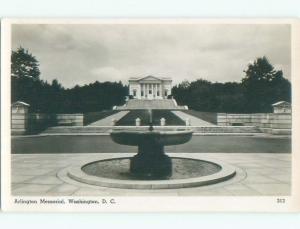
[116,99,185,110]
[41,125,261,135]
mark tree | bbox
[51,79,64,91]
[189,79,214,111]
[11,48,129,113]
[242,56,291,112]
[11,47,41,80]
[172,80,190,106]
[11,47,43,111]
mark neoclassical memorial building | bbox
[129,76,172,99]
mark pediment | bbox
[138,75,162,82]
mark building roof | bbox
[12,101,30,107]
[272,101,291,107]
[129,75,172,82]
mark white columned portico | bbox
[129,75,172,100]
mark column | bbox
[160,84,162,99]
[153,84,155,98]
[143,83,145,98]
[151,84,153,96]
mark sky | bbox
[12,23,291,88]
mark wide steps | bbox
[117,99,181,110]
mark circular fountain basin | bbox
[61,128,236,189]
[82,157,222,180]
[65,156,237,189]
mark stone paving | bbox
[11,152,291,196]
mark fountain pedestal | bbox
[131,136,172,179]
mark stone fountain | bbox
[110,109,193,179]
[62,109,236,189]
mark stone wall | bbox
[27,113,56,134]
[217,113,291,135]
[29,113,83,133]
[56,114,84,126]
[11,105,84,135]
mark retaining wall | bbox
[217,113,291,135]
[11,111,84,135]
[56,114,84,126]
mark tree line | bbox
[172,57,291,113]
[11,47,291,114]
[11,47,128,113]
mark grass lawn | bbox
[116,110,185,126]
[183,110,217,124]
[84,110,119,125]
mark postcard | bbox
[1,18,300,212]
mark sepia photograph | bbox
[1,19,299,212]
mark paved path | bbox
[88,111,129,126]
[11,153,291,196]
[172,111,215,126]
